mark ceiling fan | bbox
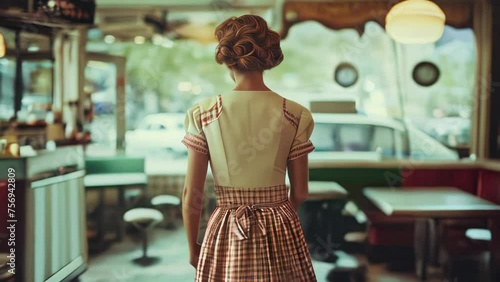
[144,10,217,43]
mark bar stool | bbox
[123,208,164,266]
[466,228,491,281]
[466,228,491,241]
[151,194,181,229]
[444,228,492,282]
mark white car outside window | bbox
[310,113,458,161]
[125,113,186,156]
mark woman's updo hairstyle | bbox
[214,14,284,71]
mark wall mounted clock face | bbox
[334,63,358,88]
[413,61,440,87]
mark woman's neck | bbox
[233,70,271,91]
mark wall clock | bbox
[413,61,440,87]
[334,62,359,88]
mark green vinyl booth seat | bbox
[85,156,146,175]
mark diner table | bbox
[363,187,500,281]
[84,173,148,242]
[291,181,349,262]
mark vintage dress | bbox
[182,90,316,281]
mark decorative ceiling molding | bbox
[280,0,474,38]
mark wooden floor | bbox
[79,226,450,282]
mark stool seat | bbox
[151,195,181,206]
[151,195,181,230]
[0,253,15,281]
[465,228,491,241]
[344,232,367,243]
[123,208,164,224]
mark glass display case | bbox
[0,57,53,122]
[0,27,55,150]
[0,28,53,123]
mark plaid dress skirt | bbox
[196,185,317,281]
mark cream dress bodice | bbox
[181,91,315,187]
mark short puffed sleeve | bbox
[288,108,315,161]
[181,104,209,155]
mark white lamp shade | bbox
[386,0,446,44]
[0,33,5,57]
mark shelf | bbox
[0,10,95,34]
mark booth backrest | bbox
[401,168,479,195]
[477,169,500,204]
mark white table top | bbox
[84,173,148,188]
[308,181,348,200]
[286,180,348,200]
[363,187,500,218]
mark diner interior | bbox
[1,0,500,281]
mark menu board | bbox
[0,0,27,11]
[35,0,96,24]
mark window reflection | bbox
[84,60,117,155]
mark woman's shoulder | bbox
[187,95,222,113]
[188,95,223,126]
[282,97,310,116]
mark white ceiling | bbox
[92,1,279,42]
[95,0,278,8]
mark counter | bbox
[0,146,87,282]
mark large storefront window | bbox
[87,19,476,161]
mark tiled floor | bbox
[79,226,444,282]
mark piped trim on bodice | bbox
[288,140,315,160]
[283,98,299,129]
[181,132,209,155]
[200,95,223,126]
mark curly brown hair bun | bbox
[214,14,284,71]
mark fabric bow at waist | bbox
[222,199,288,241]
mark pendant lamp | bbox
[386,0,446,44]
